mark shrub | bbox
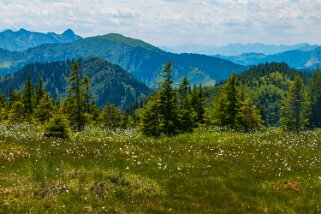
[44,113,71,139]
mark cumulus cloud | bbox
[0,0,321,46]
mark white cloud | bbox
[0,0,321,46]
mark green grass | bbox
[0,124,320,213]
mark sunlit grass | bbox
[0,124,320,213]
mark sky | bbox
[1,0,321,47]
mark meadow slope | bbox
[0,125,320,213]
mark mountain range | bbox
[0,28,82,51]
[216,47,321,69]
[0,32,246,87]
[163,43,318,56]
[0,57,151,109]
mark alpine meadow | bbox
[0,1,321,213]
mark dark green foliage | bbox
[140,93,161,137]
[177,77,196,133]
[44,111,70,139]
[140,63,205,136]
[98,104,126,129]
[22,72,35,119]
[281,76,310,131]
[34,93,53,124]
[65,61,85,131]
[0,57,151,110]
[206,63,312,126]
[206,73,263,131]
[191,85,205,124]
[307,69,321,128]
[158,62,178,136]
[8,101,25,124]
[36,77,45,106]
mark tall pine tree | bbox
[281,76,310,131]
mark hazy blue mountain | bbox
[0,28,82,51]
[217,49,316,69]
[163,43,318,56]
[0,57,151,109]
[0,33,246,87]
[211,43,317,56]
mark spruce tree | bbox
[224,72,239,129]
[191,85,205,124]
[140,93,161,137]
[237,88,263,131]
[67,61,84,131]
[36,77,45,106]
[8,101,25,124]
[34,93,53,124]
[308,70,321,127]
[22,72,35,119]
[98,104,123,129]
[281,76,310,131]
[44,109,70,139]
[82,76,92,114]
[177,77,196,133]
[158,62,178,136]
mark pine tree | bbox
[34,93,53,124]
[236,88,263,131]
[281,76,310,131]
[82,76,92,114]
[98,103,123,129]
[307,69,321,128]
[8,101,25,124]
[44,109,70,139]
[191,85,205,124]
[140,93,161,137]
[22,72,35,119]
[224,72,239,129]
[66,61,85,131]
[177,77,196,133]
[36,77,45,106]
[206,92,228,128]
[158,62,178,136]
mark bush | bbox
[44,113,71,139]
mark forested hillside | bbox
[0,57,151,109]
[0,33,246,87]
[205,63,312,126]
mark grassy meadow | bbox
[0,124,320,213]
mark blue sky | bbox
[1,0,321,46]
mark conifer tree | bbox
[140,93,161,137]
[82,76,92,114]
[191,85,205,124]
[34,93,53,124]
[177,77,196,132]
[8,101,25,124]
[281,76,310,131]
[236,88,263,131]
[36,77,45,106]
[66,61,84,131]
[224,72,239,129]
[44,109,70,139]
[158,62,178,136]
[98,103,123,129]
[22,72,35,119]
[308,70,321,127]
[206,92,228,128]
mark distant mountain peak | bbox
[0,28,82,51]
[62,29,76,36]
